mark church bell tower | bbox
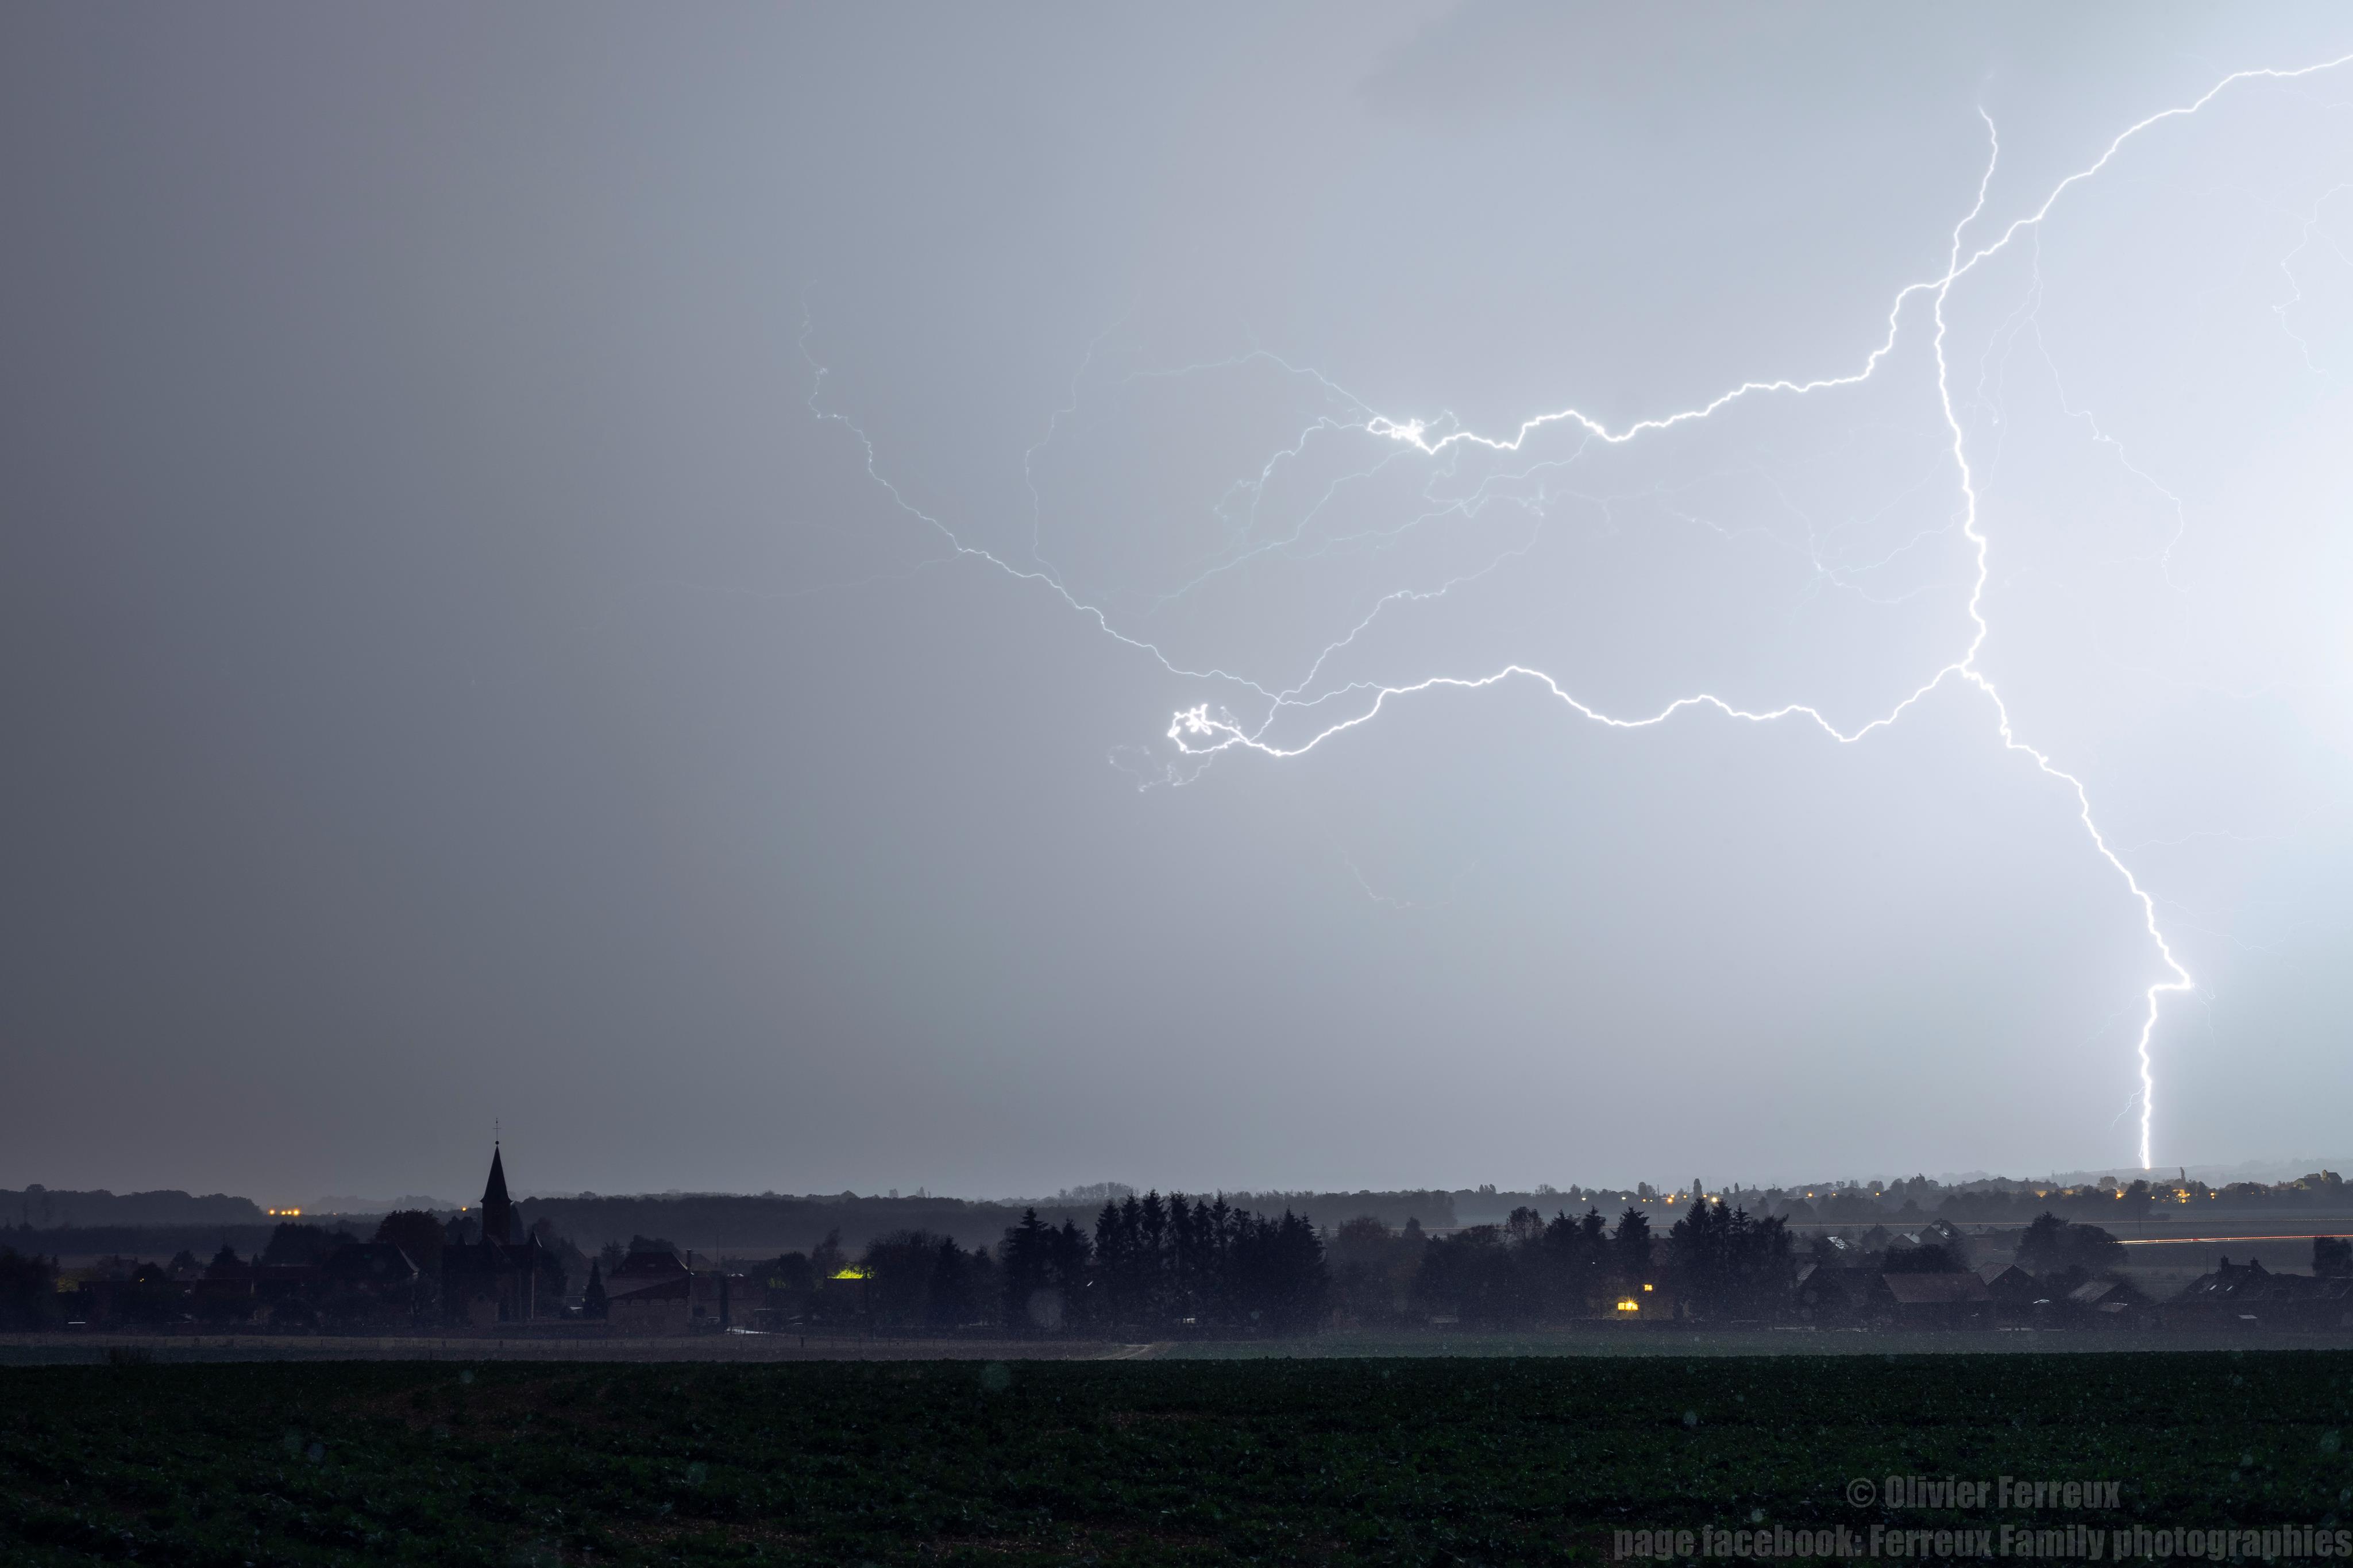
[480,1143,514,1246]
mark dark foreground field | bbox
[7,1352,2353,1565]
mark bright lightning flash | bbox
[819,52,2353,1172]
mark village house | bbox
[2166,1257,2353,1330]
[601,1245,693,1334]
[1976,1262,2038,1315]
[1878,1272,1993,1328]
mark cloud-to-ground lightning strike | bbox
[817,52,2353,1172]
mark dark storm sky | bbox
[5,3,2351,1201]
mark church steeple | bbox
[480,1143,514,1246]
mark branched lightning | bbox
[808,52,2353,1171]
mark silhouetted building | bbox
[2167,1256,2353,1328]
[193,1246,259,1324]
[1877,1271,1992,1327]
[319,1242,423,1326]
[603,1243,692,1333]
[441,1145,560,1326]
[1976,1262,2037,1312]
[1794,1261,1873,1322]
[2063,1277,2147,1327]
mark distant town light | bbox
[1615,1299,1640,1312]
[1642,1283,1653,1292]
[266,1207,301,1218]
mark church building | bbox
[440,1144,561,1326]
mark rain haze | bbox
[5,3,2351,1203]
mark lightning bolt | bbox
[812,51,2353,1172]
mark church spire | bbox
[480,1143,514,1246]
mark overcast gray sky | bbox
[6,3,2351,1203]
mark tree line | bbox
[1000,1192,1327,1334]
[1327,1203,1796,1327]
[767,1196,1795,1335]
[743,1193,1331,1336]
[2,1194,2174,1337]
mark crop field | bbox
[7,1351,2353,1565]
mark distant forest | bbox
[453,1168,2353,1258]
[515,1188,1460,1259]
[713,1195,2136,1335]
[734,1195,1333,1337]
[16,1172,2352,1334]
[0,1187,2281,1335]
[7,1169,2348,1265]
[1,1187,262,1230]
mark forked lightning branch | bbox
[816,51,2353,1174]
